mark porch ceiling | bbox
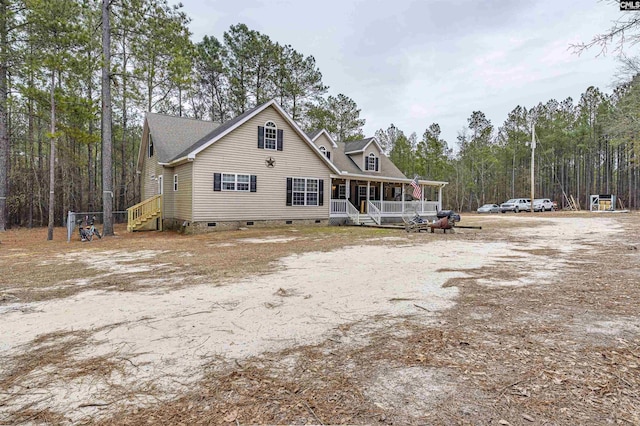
[330,173,447,187]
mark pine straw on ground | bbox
[90,214,640,425]
[2,213,640,425]
[0,224,403,303]
[0,325,133,425]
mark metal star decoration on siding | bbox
[265,157,275,168]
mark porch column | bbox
[346,179,351,201]
[380,182,383,202]
[366,180,370,212]
[438,185,443,211]
[401,184,405,214]
[421,185,424,213]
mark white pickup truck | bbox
[500,198,531,213]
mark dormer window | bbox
[366,153,379,172]
[319,145,331,160]
[264,121,277,150]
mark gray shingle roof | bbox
[344,138,374,153]
[146,105,408,181]
[146,113,220,163]
[306,129,322,140]
[332,141,407,179]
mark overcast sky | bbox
[175,0,632,146]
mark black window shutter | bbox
[318,179,324,206]
[286,178,292,206]
[327,152,331,160]
[258,126,264,149]
[277,129,283,151]
[250,175,257,192]
[213,173,221,191]
[375,157,379,171]
[365,158,369,170]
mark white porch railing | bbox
[346,201,360,225]
[330,199,347,215]
[382,200,439,214]
[335,200,438,215]
[367,201,381,225]
[330,199,439,220]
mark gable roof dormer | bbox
[307,129,337,162]
[308,129,338,148]
[344,137,383,155]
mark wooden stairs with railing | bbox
[127,195,163,232]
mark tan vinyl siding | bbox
[161,167,174,218]
[313,134,334,162]
[192,106,331,221]
[172,162,193,221]
[141,139,163,200]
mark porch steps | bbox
[356,214,377,226]
[127,195,163,232]
[130,211,160,230]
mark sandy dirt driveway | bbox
[0,213,639,425]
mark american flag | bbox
[410,176,422,199]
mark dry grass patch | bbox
[96,214,640,425]
[2,214,639,424]
[0,224,404,304]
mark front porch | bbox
[328,176,444,225]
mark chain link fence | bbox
[66,211,128,242]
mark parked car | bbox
[500,198,531,213]
[477,203,500,213]
[532,198,554,212]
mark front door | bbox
[357,186,367,213]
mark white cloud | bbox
[176,0,629,145]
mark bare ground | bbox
[1,212,639,425]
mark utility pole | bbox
[530,123,536,214]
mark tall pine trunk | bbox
[119,32,128,212]
[0,0,8,232]
[47,71,55,240]
[88,63,95,212]
[102,0,113,235]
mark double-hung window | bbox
[292,178,319,206]
[222,173,250,192]
[367,153,377,171]
[264,121,277,150]
[318,145,331,160]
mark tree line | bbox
[378,78,640,212]
[0,0,368,233]
[1,0,639,235]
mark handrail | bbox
[367,200,382,225]
[127,195,162,231]
[346,200,360,225]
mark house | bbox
[129,100,447,232]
